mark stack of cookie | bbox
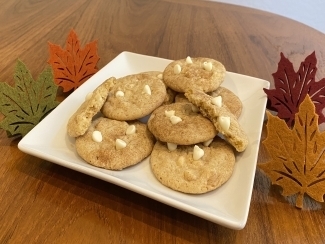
[67,73,167,170]
[148,57,248,194]
[67,56,248,194]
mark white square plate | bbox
[18,52,270,230]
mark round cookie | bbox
[150,139,235,194]
[102,73,167,120]
[175,87,242,118]
[185,88,248,152]
[147,102,217,145]
[174,93,189,103]
[67,77,117,137]
[210,86,242,119]
[75,118,155,170]
[163,57,226,93]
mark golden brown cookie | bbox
[163,57,226,93]
[67,77,117,137]
[102,73,167,120]
[150,138,235,194]
[185,88,248,152]
[164,87,177,105]
[209,86,242,119]
[75,117,155,170]
[147,102,217,145]
[174,93,189,103]
[175,87,242,119]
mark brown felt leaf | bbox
[259,95,325,208]
[263,52,325,128]
[48,29,99,92]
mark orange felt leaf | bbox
[48,29,99,92]
[259,95,325,208]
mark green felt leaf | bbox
[0,60,59,137]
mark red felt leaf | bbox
[264,52,325,127]
[48,29,100,92]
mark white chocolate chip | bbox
[115,139,127,149]
[193,145,204,160]
[115,90,124,97]
[191,104,199,113]
[203,61,213,71]
[85,92,93,101]
[174,64,182,74]
[126,125,136,135]
[218,116,231,132]
[157,74,163,79]
[203,138,213,147]
[170,115,182,124]
[186,56,193,64]
[167,142,177,151]
[165,110,175,117]
[92,130,102,142]
[212,96,222,107]
[144,85,151,95]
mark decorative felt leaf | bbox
[0,60,59,137]
[259,95,325,208]
[263,52,325,127]
[48,29,99,92]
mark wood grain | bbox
[1,0,325,243]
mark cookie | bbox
[102,73,167,120]
[147,102,217,145]
[175,87,242,119]
[164,87,177,105]
[185,88,248,152]
[75,117,155,170]
[163,57,226,93]
[209,87,242,118]
[67,77,117,137]
[150,139,235,194]
[174,93,189,103]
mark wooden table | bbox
[1,0,325,243]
